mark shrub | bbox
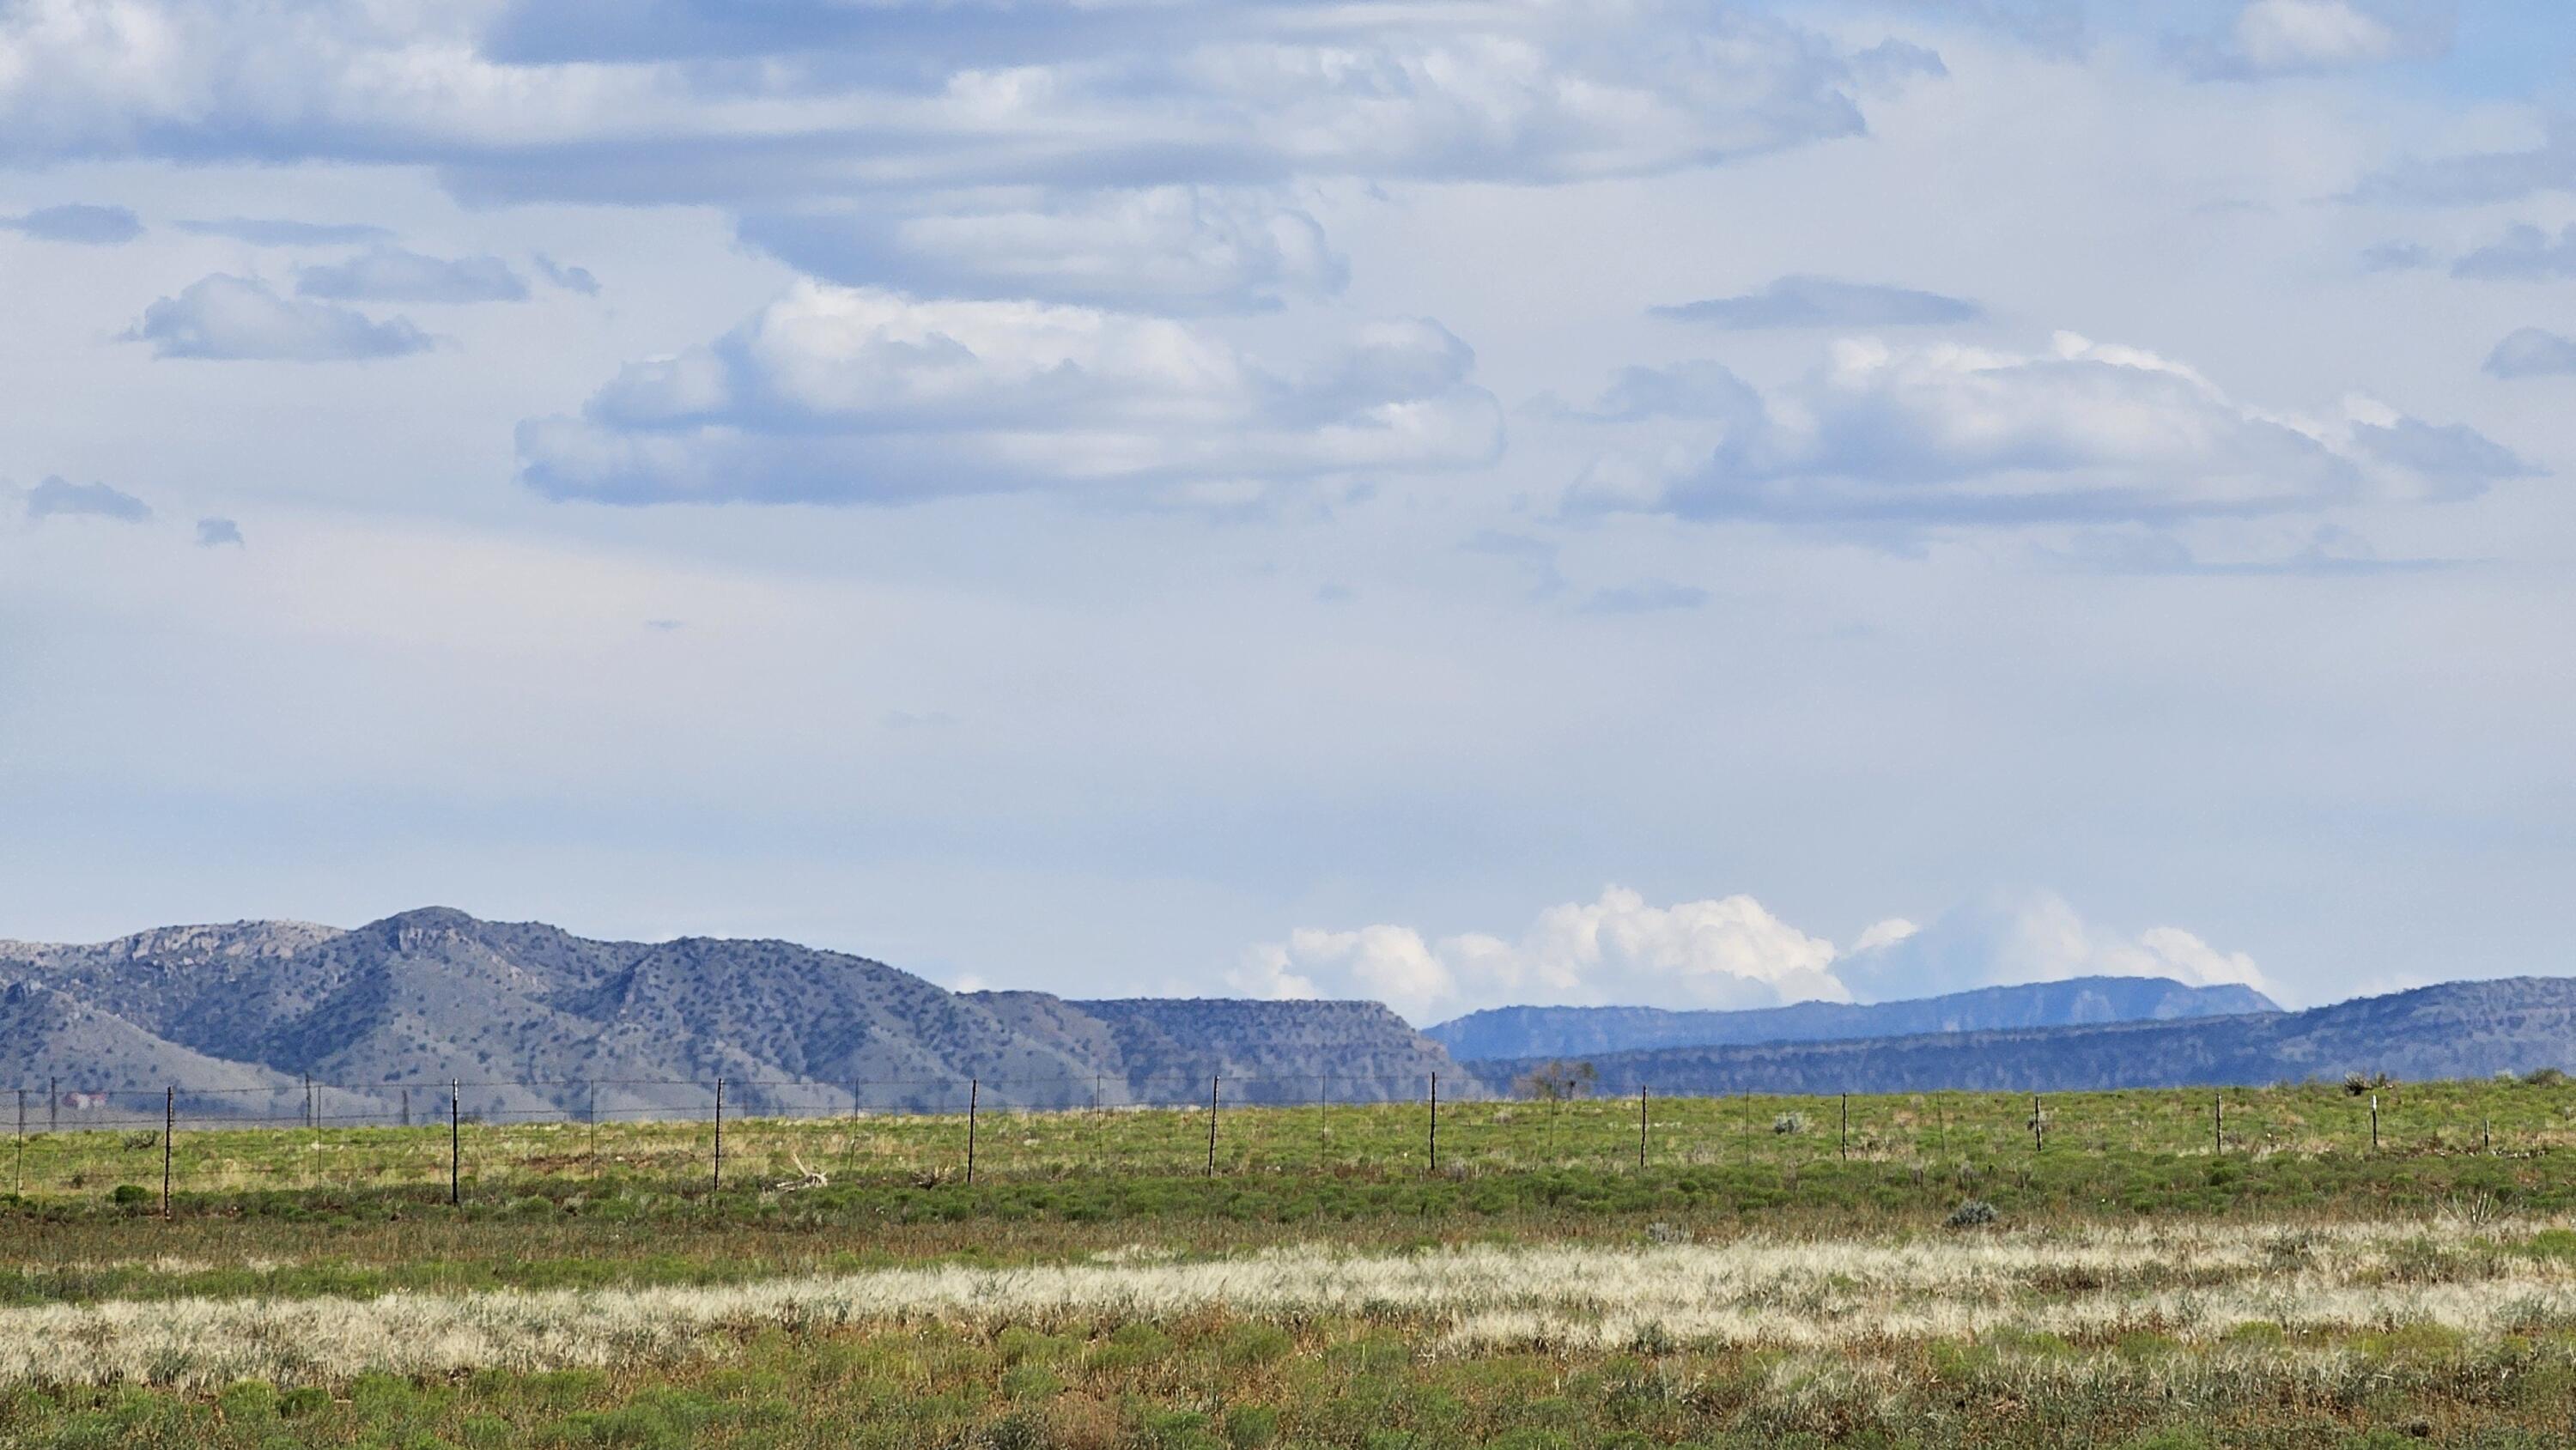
[1771,1113,1807,1136]
[108,1185,150,1205]
[1946,1198,1997,1229]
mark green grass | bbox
[13,1308,2576,1447]
[8,1077,2568,1206]
[9,1079,2576,1447]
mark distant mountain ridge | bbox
[0,908,1455,1119]
[13,909,2562,1121]
[1457,977,2576,1095]
[1425,977,2280,1061]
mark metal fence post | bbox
[2371,1094,2379,1155]
[48,1077,57,1134]
[11,1089,21,1197]
[449,1081,461,1205]
[966,1078,979,1184]
[2032,1094,2044,1153]
[1839,1093,1849,1162]
[2214,1091,2223,1155]
[1206,1075,1219,1178]
[712,1077,726,1191]
[304,1073,313,1130]
[1637,1085,1649,1169]
[1427,1072,1438,1174]
[162,1088,174,1219]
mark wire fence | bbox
[3,1071,2558,1210]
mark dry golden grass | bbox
[8,1216,2573,1392]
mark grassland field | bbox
[9,1079,2576,1448]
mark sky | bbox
[3,0,2572,1024]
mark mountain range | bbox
[1459,976,2576,1096]
[1422,977,2278,1061]
[0,908,1451,1119]
[7,909,2572,1122]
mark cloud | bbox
[738,188,1346,314]
[2451,223,2576,282]
[173,216,393,246]
[1230,887,1849,1023]
[2,203,142,244]
[1868,0,2089,58]
[2171,0,2440,81]
[2347,416,2533,492]
[0,1,1886,204]
[1834,890,2273,1003]
[125,275,433,361]
[1558,361,1769,426]
[2359,240,2433,271]
[1235,885,2273,1022]
[1566,332,2532,527]
[195,517,244,547]
[2354,118,2576,208]
[25,476,151,523]
[2050,524,2458,577]
[2486,328,2576,380]
[515,281,1502,506]
[295,247,529,303]
[1581,579,1709,614]
[1652,276,1982,330]
[532,254,600,295]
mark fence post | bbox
[1427,1073,1438,1174]
[712,1077,725,1191]
[2483,1116,2492,1155]
[48,1077,57,1134]
[401,1087,411,1129]
[1839,1093,1849,1162]
[1637,1084,1649,1169]
[449,1081,461,1205]
[587,1082,598,1162]
[303,1074,313,1130]
[1318,1075,1329,1167]
[966,1078,979,1185]
[2370,1094,2379,1155]
[2032,1095,2044,1153]
[12,1089,22,1196]
[1206,1075,1220,1178]
[161,1087,175,1219]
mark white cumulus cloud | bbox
[1239,886,2275,1023]
[2174,0,2439,80]
[125,274,432,361]
[740,187,1347,314]
[517,281,1501,506]
[1566,331,2530,527]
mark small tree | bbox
[1516,1059,1599,1101]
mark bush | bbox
[1946,1198,1996,1229]
[108,1185,150,1206]
[1771,1113,1807,1136]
